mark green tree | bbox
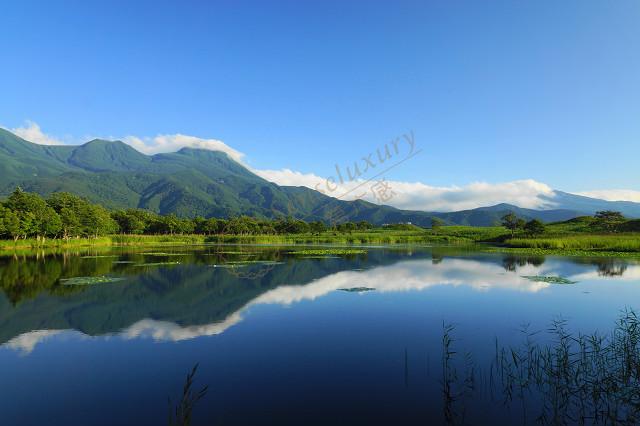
[309,221,327,234]
[47,192,88,239]
[431,217,444,231]
[592,211,626,232]
[202,218,220,235]
[524,219,546,236]
[5,188,61,240]
[112,210,147,234]
[177,218,195,234]
[501,212,525,238]
[0,209,23,241]
[356,221,373,231]
[337,222,357,233]
[85,204,118,237]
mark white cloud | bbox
[123,133,245,163]
[256,168,557,211]
[574,190,640,203]
[254,168,325,188]
[5,330,66,354]
[6,120,66,145]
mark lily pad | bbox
[60,276,126,286]
[135,261,181,267]
[338,287,376,293]
[210,264,249,268]
[137,253,184,257]
[290,249,366,256]
[521,275,577,285]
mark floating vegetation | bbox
[211,260,283,268]
[338,287,375,293]
[299,256,340,259]
[135,261,181,267]
[137,252,184,257]
[213,251,259,255]
[112,260,136,264]
[80,255,119,259]
[60,276,126,286]
[289,249,366,256]
[521,275,577,284]
[210,264,248,268]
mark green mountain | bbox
[1,128,638,224]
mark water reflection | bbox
[1,247,639,354]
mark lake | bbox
[1,245,639,425]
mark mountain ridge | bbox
[1,128,638,225]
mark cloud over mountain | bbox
[123,133,245,163]
[7,121,65,146]
[4,121,639,213]
[575,190,640,203]
[256,167,557,212]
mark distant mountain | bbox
[542,191,640,219]
[1,128,639,225]
[429,203,584,226]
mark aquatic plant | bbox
[168,364,208,426]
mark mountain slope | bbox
[1,128,638,224]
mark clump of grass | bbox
[442,309,640,424]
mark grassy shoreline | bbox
[1,225,640,258]
[0,229,472,252]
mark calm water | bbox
[0,245,639,425]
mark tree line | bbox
[0,188,374,241]
[500,210,631,237]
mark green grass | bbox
[429,225,506,241]
[482,247,640,258]
[204,229,474,245]
[0,237,114,251]
[2,220,640,256]
[506,235,640,252]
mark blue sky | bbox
[1,0,639,208]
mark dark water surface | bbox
[0,245,639,425]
